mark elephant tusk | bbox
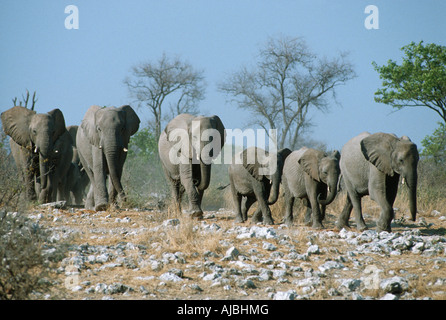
[402,177,406,185]
[34,146,38,153]
[328,186,331,193]
[123,147,128,153]
[99,145,102,149]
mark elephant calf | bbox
[282,147,341,229]
[228,147,291,225]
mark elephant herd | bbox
[1,106,419,233]
[1,105,140,211]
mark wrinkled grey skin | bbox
[77,105,140,211]
[282,147,341,229]
[62,125,90,205]
[158,113,226,218]
[228,147,292,225]
[1,106,72,203]
[338,132,419,232]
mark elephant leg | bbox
[337,193,353,230]
[229,176,244,222]
[166,178,182,214]
[92,149,108,211]
[108,179,119,208]
[283,189,295,227]
[379,175,400,232]
[39,176,53,204]
[305,179,323,229]
[321,203,326,221]
[252,205,263,224]
[252,183,273,225]
[73,181,84,205]
[375,175,399,232]
[302,198,312,226]
[241,196,256,222]
[179,164,203,218]
[350,192,367,231]
[85,184,95,210]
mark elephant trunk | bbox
[317,180,337,206]
[197,161,211,192]
[37,135,52,190]
[39,154,48,190]
[405,171,418,221]
[104,145,125,198]
[267,170,281,205]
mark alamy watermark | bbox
[65,5,79,30]
[364,5,379,30]
[167,121,278,175]
[362,265,383,290]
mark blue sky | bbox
[1,1,445,150]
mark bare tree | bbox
[219,36,356,149]
[12,90,38,110]
[124,53,206,139]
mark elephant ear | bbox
[330,149,341,161]
[242,147,268,181]
[209,115,226,148]
[80,105,101,148]
[1,106,35,147]
[47,108,67,140]
[278,148,292,161]
[360,132,397,176]
[164,114,195,159]
[119,105,140,137]
[298,148,323,182]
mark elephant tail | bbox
[216,183,230,190]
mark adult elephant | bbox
[282,147,341,229]
[228,147,292,225]
[158,113,226,218]
[77,105,140,211]
[1,106,72,203]
[337,132,419,232]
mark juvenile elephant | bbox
[47,129,75,202]
[1,106,72,203]
[338,132,419,232]
[228,147,292,225]
[282,147,341,229]
[158,113,226,218]
[77,105,140,211]
[61,125,90,205]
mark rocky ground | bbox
[24,202,446,300]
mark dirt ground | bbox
[32,197,446,301]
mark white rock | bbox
[274,290,297,300]
[380,276,409,294]
[318,261,345,273]
[262,242,277,251]
[159,272,183,282]
[307,244,320,255]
